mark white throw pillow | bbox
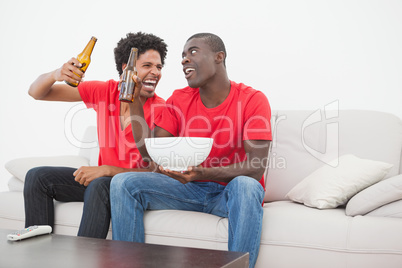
[366,199,402,218]
[346,174,402,216]
[286,154,393,209]
[5,156,90,182]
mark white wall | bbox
[1,0,401,191]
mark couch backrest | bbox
[78,126,100,167]
[264,110,402,202]
[75,112,402,204]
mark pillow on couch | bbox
[286,154,393,209]
[5,156,90,182]
[366,199,402,218]
[346,174,402,216]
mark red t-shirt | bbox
[78,80,165,168]
[155,81,272,189]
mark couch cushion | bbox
[258,201,402,268]
[261,201,351,248]
[7,176,24,192]
[286,154,392,209]
[5,155,89,182]
[261,201,402,252]
[346,174,402,216]
[144,210,228,250]
[366,200,402,218]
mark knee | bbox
[110,173,139,205]
[87,177,111,191]
[228,176,264,200]
[25,167,43,181]
[110,173,133,195]
[85,177,112,205]
[230,176,261,189]
[23,167,49,196]
[110,173,126,189]
[110,172,153,196]
[86,177,111,197]
[24,167,46,188]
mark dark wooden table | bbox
[0,229,248,267]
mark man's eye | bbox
[191,50,196,54]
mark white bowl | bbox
[144,137,213,171]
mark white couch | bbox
[1,110,402,268]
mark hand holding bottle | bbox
[54,57,85,84]
[65,36,97,87]
[119,48,138,102]
[132,74,143,100]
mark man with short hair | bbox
[111,33,272,268]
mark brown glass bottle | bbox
[118,47,138,102]
[65,36,97,87]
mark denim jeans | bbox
[110,172,265,268]
[23,166,112,238]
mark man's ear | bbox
[122,63,127,70]
[215,51,225,64]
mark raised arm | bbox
[128,76,173,161]
[28,57,84,101]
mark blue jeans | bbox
[23,166,111,238]
[110,172,265,268]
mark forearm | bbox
[129,98,152,160]
[197,161,266,183]
[102,165,154,177]
[191,140,271,183]
[28,71,57,100]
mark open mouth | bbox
[143,79,157,91]
[184,67,195,79]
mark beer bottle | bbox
[65,36,97,87]
[119,47,138,103]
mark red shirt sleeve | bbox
[154,95,180,136]
[144,95,166,130]
[77,81,108,110]
[243,91,272,141]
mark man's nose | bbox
[181,56,190,65]
[150,66,160,75]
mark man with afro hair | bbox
[24,32,168,239]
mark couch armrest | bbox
[7,176,24,192]
[5,155,90,183]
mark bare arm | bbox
[28,58,84,101]
[73,164,159,186]
[161,140,271,184]
[128,76,173,160]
